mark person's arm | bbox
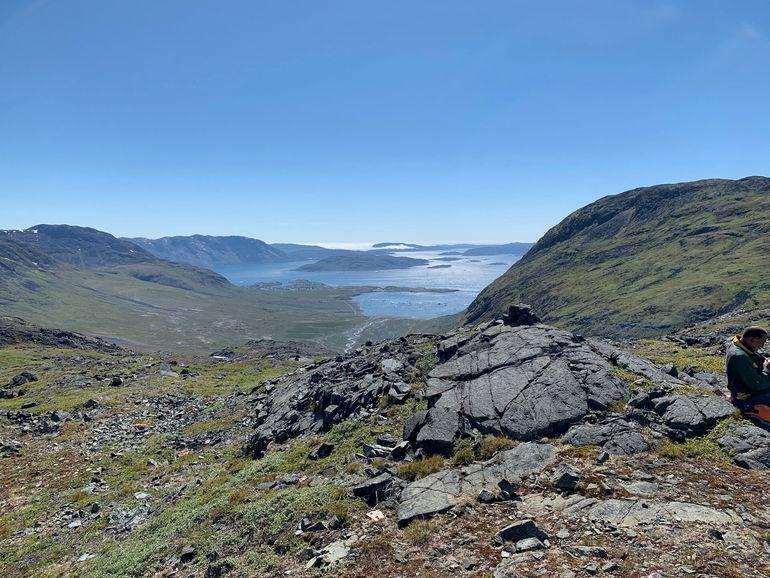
[733,354,770,392]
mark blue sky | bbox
[1,1,769,244]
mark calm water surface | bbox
[214,251,520,319]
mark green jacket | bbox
[725,336,770,399]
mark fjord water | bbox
[214,251,520,319]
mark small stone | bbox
[110,376,123,387]
[90,502,101,514]
[309,442,335,460]
[597,451,610,464]
[134,492,150,500]
[516,537,545,552]
[551,464,580,491]
[496,519,546,544]
[179,546,196,563]
[602,562,619,572]
[477,489,499,503]
[585,563,598,575]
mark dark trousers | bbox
[734,390,770,410]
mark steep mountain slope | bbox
[127,234,288,268]
[465,176,770,337]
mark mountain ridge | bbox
[465,176,770,337]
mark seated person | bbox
[726,326,770,412]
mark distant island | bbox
[295,254,429,272]
[428,264,451,269]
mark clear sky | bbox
[1,1,769,244]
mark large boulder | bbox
[417,324,630,442]
[651,394,735,439]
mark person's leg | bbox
[746,391,770,408]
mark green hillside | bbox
[0,226,417,352]
[465,176,770,337]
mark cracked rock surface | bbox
[411,324,631,446]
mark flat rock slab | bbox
[519,494,741,528]
[397,469,460,525]
[397,443,555,525]
[561,420,651,455]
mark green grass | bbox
[450,437,476,466]
[414,343,439,375]
[76,437,367,578]
[631,339,725,374]
[396,455,445,481]
[611,366,658,392]
[402,519,437,545]
[655,414,745,464]
[465,178,770,338]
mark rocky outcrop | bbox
[628,390,735,441]
[409,324,630,448]
[397,443,556,525]
[717,422,770,470]
[0,316,122,352]
[244,336,433,458]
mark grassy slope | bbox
[465,176,770,337]
[0,262,369,353]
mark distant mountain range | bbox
[464,176,770,338]
[121,236,533,269]
[0,225,405,352]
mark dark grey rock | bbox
[495,519,547,544]
[9,371,38,387]
[561,421,651,455]
[50,410,71,423]
[551,464,580,491]
[717,422,770,470]
[308,442,335,460]
[403,410,428,442]
[351,473,396,506]
[427,326,631,442]
[363,443,392,459]
[462,443,556,496]
[502,304,541,327]
[415,407,464,456]
[651,394,735,437]
[397,469,460,526]
[1,439,22,456]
